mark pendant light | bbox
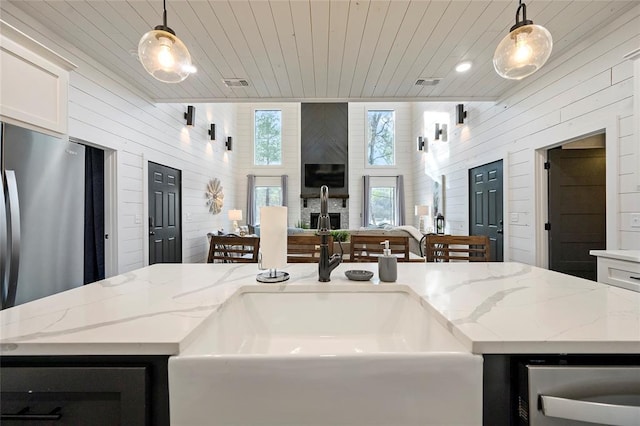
[493,0,552,80]
[138,0,195,83]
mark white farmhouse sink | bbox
[169,284,482,426]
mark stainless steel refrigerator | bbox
[1,122,85,309]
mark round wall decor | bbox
[205,178,224,214]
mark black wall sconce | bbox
[435,123,448,142]
[456,104,467,125]
[417,136,426,152]
[225,136,232,151]
[208,123,216,140]
[184,105,195,126]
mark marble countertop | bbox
[590,250,640,263]
[1,262,638,356]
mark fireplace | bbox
[310,213,341,230]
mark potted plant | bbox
[330,230,349,242]
[330,230,350,256]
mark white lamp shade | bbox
[415,205,430,216]
[138,29,193,83]
[493,24,552,80]
[228,209,243,221]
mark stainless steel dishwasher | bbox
[520,365,640,425]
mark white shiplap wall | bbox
[232,102,416,230]
[2,4,238,273]
[349,103,414,229]
[412,109,430,231]
[234,103,301,226]
[412,5,640,265]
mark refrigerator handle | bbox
[540,394,640,426]
[2,170,20,309]
[0,172,6,306]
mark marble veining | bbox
[3,303,222,344]
[439,263,533,294]
[172,264,255,299]
[1,262,639,356]
[451,287,528,326]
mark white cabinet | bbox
[590,250,640,292]
[0,20,75,136]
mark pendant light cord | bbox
[163,0,168,27]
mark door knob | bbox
[497,229,503,234]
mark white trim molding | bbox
[624,47,640,191]
[535,115,620,266]
[623,47,640,191]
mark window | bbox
[369,186,396,227]
[254,110,282,165]
[254,186,282,224]
[367,110,395,166]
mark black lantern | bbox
[435,213,445,235]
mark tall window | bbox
[254,110,282,165]
[254,186,282,224]
[369,186,396,227]
[367,110,395,166]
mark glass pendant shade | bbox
[493,24,552,80]
[138,27,193,83]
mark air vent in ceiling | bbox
[223,78,250,87]
[415,78,441,86]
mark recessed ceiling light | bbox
[455,61,472,73]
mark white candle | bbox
[259,206,287,269]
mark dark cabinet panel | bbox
[1,367,146,425]
[1,356,170,426]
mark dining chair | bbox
[349,235,411,262]
[207,235,260,263]
[287,234,333,263]
[425,235,490,262]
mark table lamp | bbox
[228,209,242,233]
[415,205,430,232]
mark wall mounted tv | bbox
[304,163,345,188]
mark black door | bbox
[547,146,606,281]
[148,162,182,264]
[469,160,503,262]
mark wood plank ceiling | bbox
[6,0,636,103]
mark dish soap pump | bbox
[378,240,397,282]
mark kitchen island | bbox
[1,262,639,425]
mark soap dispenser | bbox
[378,240,397,282]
